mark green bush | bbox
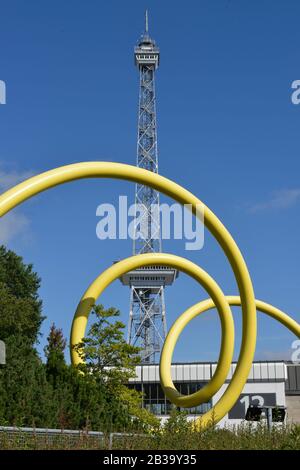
[1,422,300,450]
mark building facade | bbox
[129,361,300,426]
[285,362,300,424]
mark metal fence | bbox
[0,426,147,450]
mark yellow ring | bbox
[71,253,235,408]
[0,161,257,428]
[162,296,300,414]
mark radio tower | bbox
[120,11,177,363]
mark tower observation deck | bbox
[120,12,177,363]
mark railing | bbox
[0,426,147,450]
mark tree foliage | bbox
[0,245,44,345]
[74,304,159,430]
[0,245,158,431]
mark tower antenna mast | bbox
[121,12,177,363]
[145,9,149,33]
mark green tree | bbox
[75,304,140,380]
[0,245,44,345]
[44,323,67,384]
[0,245,50,426]
[74,304,159,431]
[0,335,54,427]
[0,245,159,431]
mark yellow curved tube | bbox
[71,253,235,409]
[161,295,300,427]
[0,162,257,427]
[71,269,300,428]
[2,161,296,429]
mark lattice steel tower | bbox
[120,11,177,363]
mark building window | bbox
[128,381,212,416]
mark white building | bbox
[129,361,300,426]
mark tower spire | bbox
[145,9,149,34]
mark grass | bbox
[0,422,300,450]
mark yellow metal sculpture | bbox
[0,161,299,430]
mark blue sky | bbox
[0,0,299,363]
